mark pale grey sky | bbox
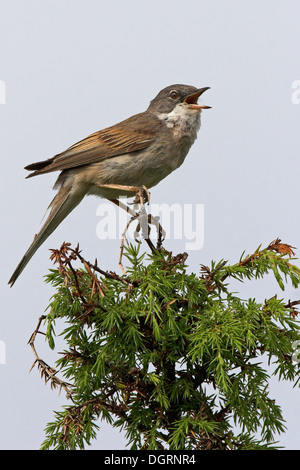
[1,0,299,449]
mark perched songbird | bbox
[8,84,210,286]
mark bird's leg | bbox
[109,197,165,275]
[98,184,150,206]
[131,185,151,207]
[99,184,152,241]
[100,183,151,249]
[109,198,165,242]
[109,196,148,243]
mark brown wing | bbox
[25,112,163,178]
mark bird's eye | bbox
[169,90,179,100]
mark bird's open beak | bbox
[184,87,211,110]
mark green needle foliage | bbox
[34,238,300,450]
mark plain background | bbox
[1,0,299,450]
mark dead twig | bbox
[28,315,73,398]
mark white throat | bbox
[157,103,201,139]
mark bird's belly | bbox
[84,142,191,199]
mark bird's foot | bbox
[132,185,151,207]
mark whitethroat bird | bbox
[8,84,211,286]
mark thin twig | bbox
[119,212,140,275]
[28,315,73,398]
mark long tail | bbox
[8,184,85,287]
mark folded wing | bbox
[25,112,162,178]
